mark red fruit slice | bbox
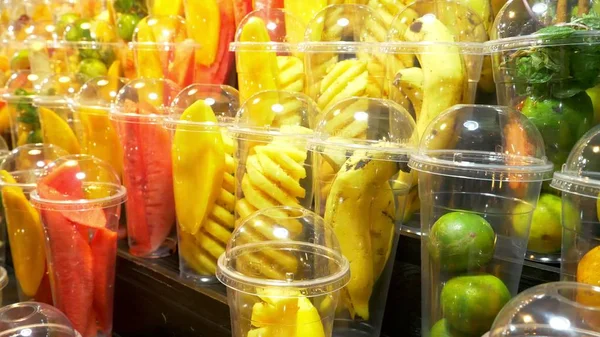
[33,269,53,305]
[91,228,117,334]
[168,44,195,88]
[41,162,85,198]
[37,183,107,229]
[120,117,175,255]
[43,210,94,336]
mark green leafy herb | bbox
[536,25,577,39]
[114,0,147,17]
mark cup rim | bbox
[216,242,350,297]
[485,30,600,52]
[551,171,600,198]
[163,116,235,131]
[30,183,127,210]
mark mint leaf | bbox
[536,26,577,39]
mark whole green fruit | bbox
[78,58,108,79]
[513,194,562,254]
[117,14,140,41]
[429,212,496,272]
[431,319,468,337]
[441,274,511,336]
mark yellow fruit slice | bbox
[194,231,225,259]
[100,60,122,102]
[577,245,600,330]
[152,0,184,16]
[173,100,225,235]
[0,170,45,297]
[185,0,219,66]
[134,18,164,79]
[38,107,80,154]
[78,107,123,178]
[0,105,10,133]
[296,296,326,337]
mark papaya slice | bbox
[119,115,175,256]
[172,100,225,235]
[0,170,46,298]
[91,227,118,333]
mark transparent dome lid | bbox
[132,15,189,45]
[0,302,79,337]
[164,84,239,130]
[217,206,350,296]
[231,8,305,52]
[30,154,126,211]
[488,282,600,337]
[2,70,47,103]
[491,0,600,41]
[0,143,69,190]
[408,105,554,181]
[32,73,84,108]
[308,97,417,162]
[110,78,181,124]
[387,0,489,44]
[231,90,318,139]
[71,76,130,112]
[551,124,600,197]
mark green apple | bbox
[514,193,562,253]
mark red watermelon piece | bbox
[90,227,117,334]
[119,116,175,256]
[37,183,107,229]
[41,162,85,198]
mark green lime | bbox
[513,194,562,254]
[117,14,140,41]
[431,319,468,337]
[429,212,496,272]
[441,274,511,336]
[56,13,80,35]
[10,50,29,70]
[78,58,108,79]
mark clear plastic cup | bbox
[164,84,239,281]
[303,4,388,112]
[308,96,417,337]
[488,282,600,337]
[384,0,488,233]
[551,125,600,308]
[230,90,318,223]
[30,155,127,337]
[409,105,554,337]
[110,77,180,258]
[231,8,306,105]
[0,136,9,265]
[130,15,200,88]
[0,267,6,305]
[0,143,68,304]
[71,76,128,178]
[488,2,600,262]
[216,206,350,337]
[0,301,80,337]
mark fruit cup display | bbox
[490,1,600,262]
[232,8,306,106]
[488,282,600,336]
[216,206,351,337]
[231,90,317,223]
[309,97,417,337]
[164,84,239,281]
[408,105,554,337]
[385,0,488,234]
[129,15,200,88]
[0,143,68,304]
[110,78,180,258]
[303,5,388,112]
[30,155,127,337]
[0,301,80,337]
[71,76,128,179]
[551,124,600,328]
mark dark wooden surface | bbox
[112,234,560,337]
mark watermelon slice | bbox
[91,227,118,334]
[119,117,176,256]
[37,183,107,229]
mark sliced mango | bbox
[152,0,184,16]
[134,18,164,79]
[0,170,46,297]
[38,107,80,154]
[172,100,225,235]
[185,0,220,66]
[296,297,326,337]
[78,107,123,178]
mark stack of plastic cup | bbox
[231,8,306,106]
[0,143,68,304]
[488,282,600,337]
[0,301,80,337]
[309,96,417,337]
[551,124,600,317]
[409,105,554,337]
[231,90,318,223]
[30,155,126,337]
[489,1,600,262]
[110,78,180,258]
[164,84,239,281]
[217,206,350,337]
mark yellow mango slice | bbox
[0,170,45,297]
[38,107,80,154]
[134,18,164,79]
[172,100,225,235]
[152,0,184,16]
[296,296,326,337]
[78,107,123,177]
[185,0,219,66]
